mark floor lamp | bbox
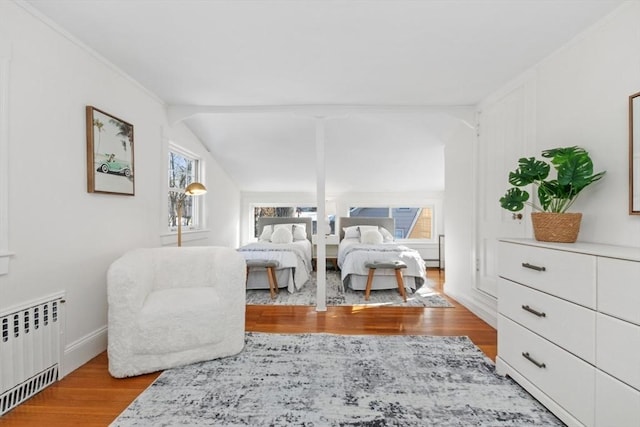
[176,182,207,247]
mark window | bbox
[168,147,203,231]
[349,207,433,240]
[253,206,333,236]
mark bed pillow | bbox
[273,223,307,241]
[270,227,293,244]
[258,225,273,242]
[361,229,384,245]
[358,225,379,237]
[274,223,295,234]
[343,226,360,239]
[379,226,394,242]
[292,224,307,241]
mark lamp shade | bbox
[184,182,207,195]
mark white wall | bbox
[446,1,640,326]
[0,1,240,375]
[533,1,640,245]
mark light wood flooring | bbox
[0,268,496,427]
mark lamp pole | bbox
[175,182,207,247]
[177,198,184,247]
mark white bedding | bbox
[238,239,312,293]
[337,238,426,291]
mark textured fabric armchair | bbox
[107,246,246,378]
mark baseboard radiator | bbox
[0,296,65,416]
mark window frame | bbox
[250,203,319,237]
[167,144,205,233]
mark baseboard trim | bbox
[445,288,497,329]
[62,325,107,377]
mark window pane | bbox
[168,152,196,189]
[392,207,432,239]
[349,206,433,240]
[254,206,323,236]
[168,194,195,227]
[168,150,199,230]
[349,207,389,218]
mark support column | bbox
[315,118,327,311]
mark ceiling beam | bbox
[167,104,476,127]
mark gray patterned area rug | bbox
[111,333,563,427]
[246,271,453,307]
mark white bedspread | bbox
[337,238,426,289]
[238,240,312,293]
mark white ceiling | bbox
[24,0,624,193]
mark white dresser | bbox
[497,238,640,427]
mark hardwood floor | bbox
[0,269,496,426]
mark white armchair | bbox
[107,246,246,378]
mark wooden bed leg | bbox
[245,260,280,299]
[272,267,279,295]
[395,268,407,302]
[266,266,278,299]
[365,268,375,301]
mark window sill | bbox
[395,240,437,246]
[160,229,211,246]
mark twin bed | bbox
[338,217,427,293]
[238,216,426,297]
[238,217,313,293]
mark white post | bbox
[315,118,327,311]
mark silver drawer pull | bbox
[522,305,546,318]
[522,262,546,272]
[522,352,546,369]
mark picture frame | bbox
[630,92,640,214]
[86,106,135,195]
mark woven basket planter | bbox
[531,212,582,243]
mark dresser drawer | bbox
[498,278,595,363]
[498,315,595,427]
[595,370,640,427]
[597,257,640,326]
[498,241,596,308]
[596,313,640,390]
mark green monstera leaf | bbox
[499,146,606,213]
[508,157,550,187]
[499,188,530,212]
[537,180,568,211]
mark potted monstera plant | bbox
[499,146,606,243]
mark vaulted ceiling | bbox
[25,0,624,193]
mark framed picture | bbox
[630,91,640,214]
[86,106,135,195]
